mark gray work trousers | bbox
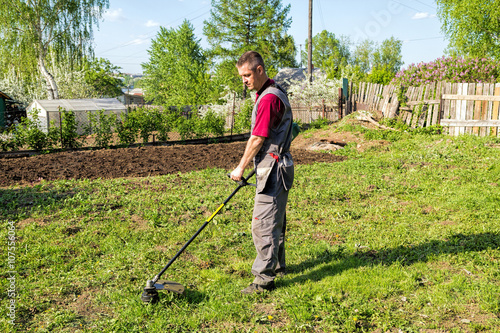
[251,172,288,286]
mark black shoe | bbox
[240,282,276,294]
[276,270,287,277]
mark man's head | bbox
[236,51,268,91]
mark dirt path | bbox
[0,141,346,187]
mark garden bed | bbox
[0,141,346,187]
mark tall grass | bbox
[1,126,500,332]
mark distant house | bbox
[273,67,324,91]
[26,98,126,133]
[123,88,147,106]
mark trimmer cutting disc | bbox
[141,279,185,304]
[154,280,185,295]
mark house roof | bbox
[28,98,126,112]
[124,88,144,96]
[0,91,11,100]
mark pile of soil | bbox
[0,141,346,187]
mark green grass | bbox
[1,126,500,332]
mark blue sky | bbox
[94,0,447,74]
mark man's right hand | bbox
[230,166,245,182]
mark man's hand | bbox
[230,135,265,182]
[230,166,245,182]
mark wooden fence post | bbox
[338,88,343,120]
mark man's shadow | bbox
[282,232,500,286]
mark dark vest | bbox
[251,83,294,192]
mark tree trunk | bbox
[38,56,59,100]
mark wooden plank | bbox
[412,85,425,128]
[442,94,500,102]
[387,92,399,119]
[440,120,500,126]
[366,83,373,106]
[406,99,441,106]
[406,86,417,126]
[377,84,385,111]
[481,83,492,137]
[440,82,451,128]
[381,85,393,116]
[374,84,381,110]
[427,82,437,126]
[432,81,443,126]
[420,83,433,128]
[473,83,483,135]
[457,83,467,135]
[357,82,364,103]
[491,84,500,137]
[465,83,476,134]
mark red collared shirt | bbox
[252,79,285,138]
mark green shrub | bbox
[60,109,83,149]
[197,109,226,137]
[0,132,17,151]
[309,117,330,129]
[156,109,176,142]
[85,110,116,148]
[172,108,195,141]
[233,98,253,133]
[14,110,59,151]
[116,113,139,146]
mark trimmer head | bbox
[141,280,185,304]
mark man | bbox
[231,51,294,294]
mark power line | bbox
[410,0,436,9]
[404,36,444,42]
[391,0,428,13]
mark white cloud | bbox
[412,12,436,20]
[104,8,126,22]
[145,20,160,27]
[126,35,151,46]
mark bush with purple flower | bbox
[391,57,500,87]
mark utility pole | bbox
[308,0,313,84]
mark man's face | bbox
[237,63,266,91]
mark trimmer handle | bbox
[227,169,256,187]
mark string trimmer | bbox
[141,169,256,304]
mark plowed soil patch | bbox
[0,142,346,187]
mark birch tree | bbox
[0,0,109,100]
[437,0,500,58]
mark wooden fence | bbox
[354,81,500,137]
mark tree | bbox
[203,0,297,93]
[0,0,109,100]
[351,37,403,80]
[301,30,351,79]
[437,0,500,59]
[372,37,403,74]
[83,58,124,98]
[352,39,375,74]
[141,20,212,107]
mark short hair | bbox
[237,51,265,72]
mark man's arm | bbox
[230,135,265,181]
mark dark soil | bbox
[0,141,346,187]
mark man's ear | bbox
[256,65,264,75]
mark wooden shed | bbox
[26,98,126,133]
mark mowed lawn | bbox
[1,124,500,332]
